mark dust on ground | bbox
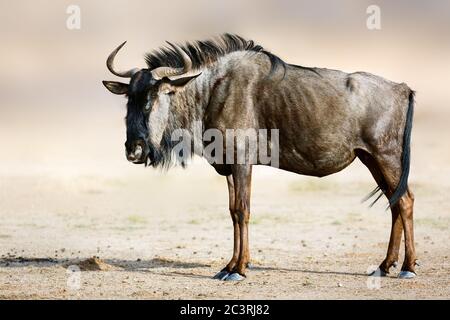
[0,110,449,300]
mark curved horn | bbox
[151,42,193,80]
[106,41,139,78]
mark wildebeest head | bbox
[102,42,201,166]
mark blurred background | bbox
[0,0,449,299]
[0,0,449,178]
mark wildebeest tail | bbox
[388,90,415,208]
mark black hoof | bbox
[213,270,229,280]
[369,267,387,277]
[398,271,416,279]
[224,272,245,281]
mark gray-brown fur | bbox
[103,34,417,280]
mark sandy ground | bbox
[0,110,449,300]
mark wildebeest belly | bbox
[277,140,357,177]
[259,73,363,177]
[273,101,361,176]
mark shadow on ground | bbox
[0,256,210,270]
[0,257,370,278]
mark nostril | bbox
[125,139,146,162]
[134,145,143,159]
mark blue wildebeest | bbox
[103,34,416,281]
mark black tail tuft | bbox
[388,90,415,208]
[363,186,384,207]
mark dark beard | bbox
[147,127,193,169]
[146,110,197,169]
[147,128,175,169]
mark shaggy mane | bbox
[144,33,286,75]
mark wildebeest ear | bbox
[168,73,202,88]
[102,81,129,95]
[159,73,202,94]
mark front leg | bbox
[213,175,240,280]
[213,165,252,281]
[228,165,253,281]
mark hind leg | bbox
[396,188,417,278]
[379,205,403,274]
[357,150,404,275]
[371,154,417,278]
